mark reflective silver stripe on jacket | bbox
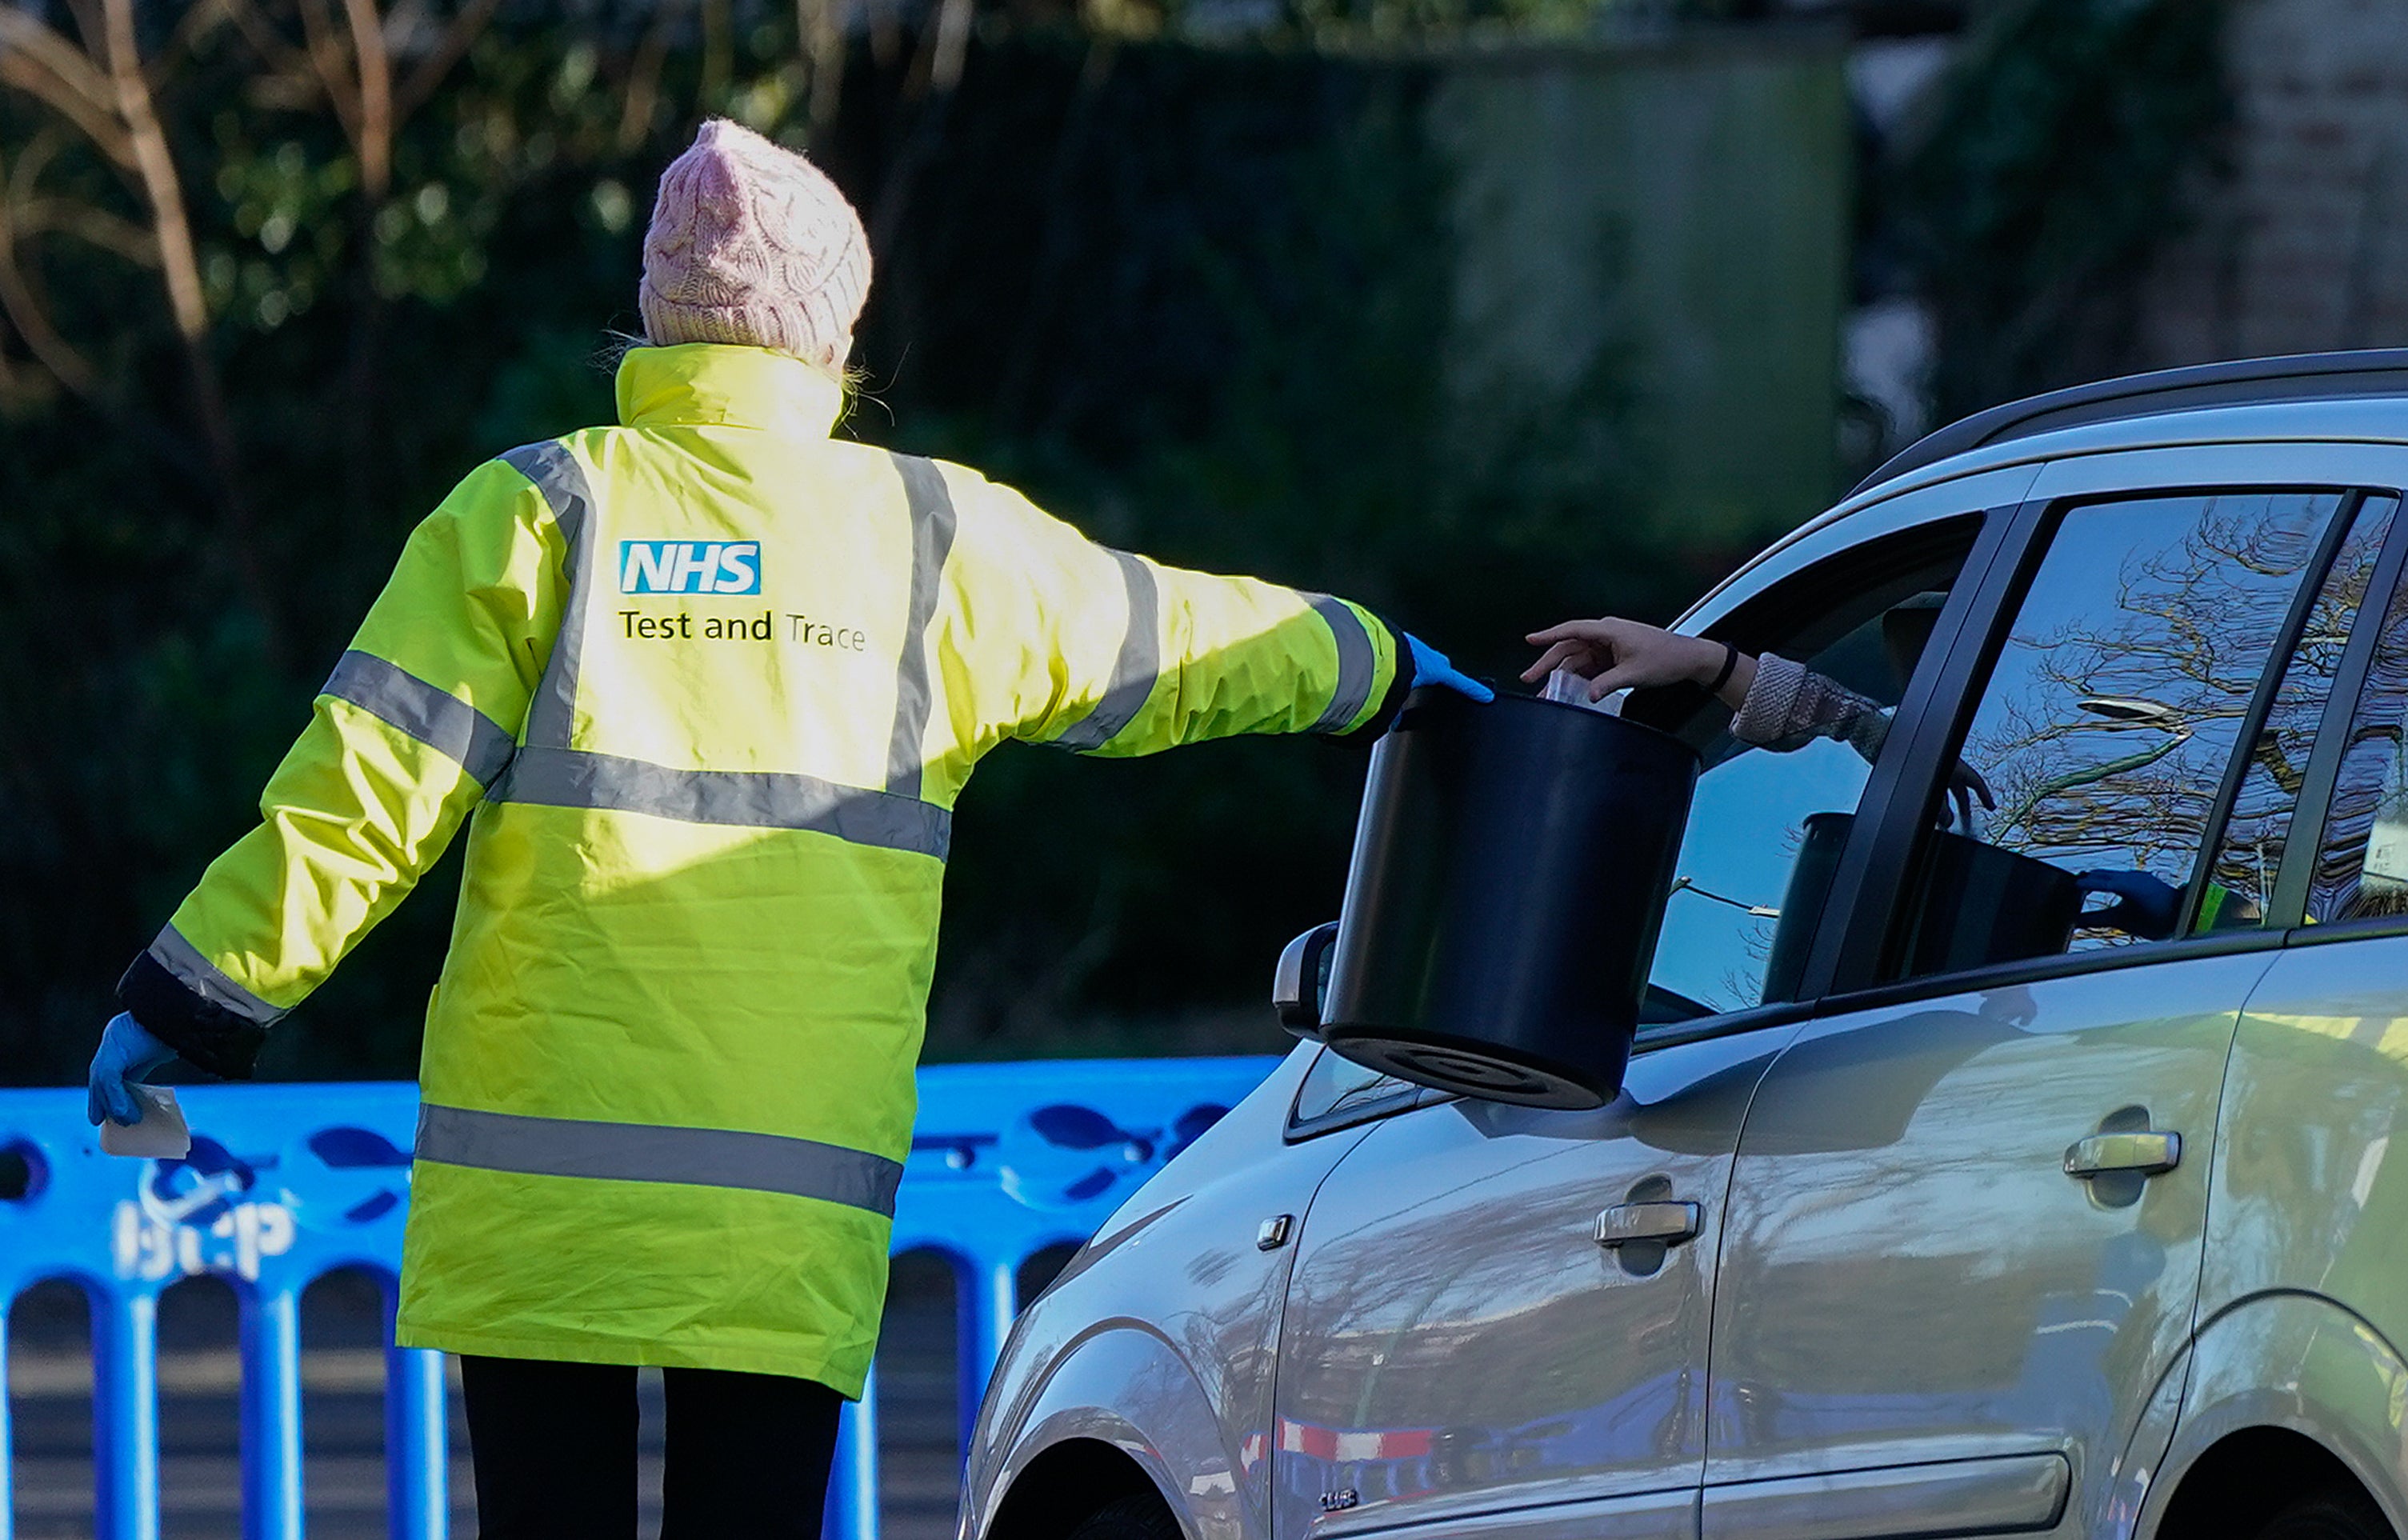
[482,440,948,858]
[414,1103,905,1218]
[146,925,288,1026]
[322,651,518,787]
[1305,594,1378,733]
[498,746,951,860]
[1053,550,1162,752]
[885,454,961,799]
[502,441,598,753]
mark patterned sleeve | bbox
[1730,652,1892,763]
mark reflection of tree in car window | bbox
[2214,496,2398,926]
[2304,500,2408,921]
[1939,493,2346,955]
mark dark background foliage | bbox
[0,0,2225,1082]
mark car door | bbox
[2179,486,2408,1522]
[1702,458,2406,1538]
[1268,481,2015,1540]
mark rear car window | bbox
[1887,490,2357,981]
[2302,504,2408,922]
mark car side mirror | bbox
[1273,922,1340,1038]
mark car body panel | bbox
[2098,1347,2189,1540]
[1699,1450,2070,1540]
[1832,394,2408,522]
[2146,1293,2408,1538]
[962,1045,1368,1540]
[1703,950,2278,1535]
[2165,934,2408,1534]
[2022,442,2408,504]
[1269,1026,1796,1539]
[985,1332,1232,1540]
[2206,936,2408,1352]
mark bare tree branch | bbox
[0,8,137,167]
[0,142,98,394]
[392,0,500,122]
[799,0,845,134]
[294,0,366,150]
[338,0,393,196]
[101,0,207,346]
[222,0,320,98]
[620,0,685,153]
[19,194,158,263]
[148,0,238,91]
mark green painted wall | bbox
[1430,35,1852,550]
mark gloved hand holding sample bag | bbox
[87,1011,174,1128]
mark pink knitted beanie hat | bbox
[638,120,870,371]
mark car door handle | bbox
[1594,1200,1701,1247]
[2063,1130,2181,1178]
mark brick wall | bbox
[2138,0,2408,365]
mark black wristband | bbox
[1706,640,1739,696]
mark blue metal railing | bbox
[0,1057,1281,1539]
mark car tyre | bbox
[2251,1489,2396,1540]
[1065,1493,1182,1540]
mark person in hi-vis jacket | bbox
[85,119,1489,1539]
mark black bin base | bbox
[1324,1026,1629,1110]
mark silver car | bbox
[961,350,2408,1540]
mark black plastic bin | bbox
[1319,689,1700,1109]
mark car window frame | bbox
[1818,466,2408,1016]
[1625,510,2000,1020]
[1283,1050,1446,1141]
[1278,482,2030,1118]
[1614,467,2048,1053]
[2186,488,2382,930]
[2269,488,2408,950]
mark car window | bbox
[2302,503,2408,922]
[2209,495,2398,926]
[1888,490,2353,982]
[1641,522,1978,1018]
[1287,1048,1419,1137]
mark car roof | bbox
[1858,346,2408,493]
[1852,347,2408,498]
[1692,350,2408,622]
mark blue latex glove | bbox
[87,1012,176,1128]
[1406,634,1494,703]
[2074,869,2182,942]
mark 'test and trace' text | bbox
[620,610,868,650]
[616,538,867,650]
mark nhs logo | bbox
[619,540,762,595]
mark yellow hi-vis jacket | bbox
[114,343,1406,1392]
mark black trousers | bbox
[458,1355,844,1539]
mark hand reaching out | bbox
[1522,617,1755,706]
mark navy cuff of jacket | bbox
[118,950,268,1080]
